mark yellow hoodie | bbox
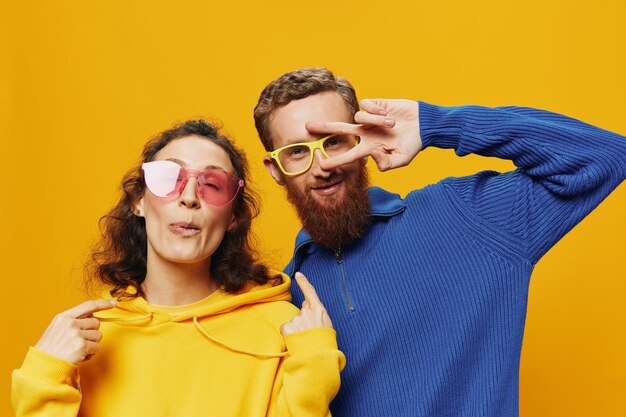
[12,274,345,417]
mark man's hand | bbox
[34,299,116,364]
[281,272,333,336]
[306,99,422,172]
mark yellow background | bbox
[1,1,625,415]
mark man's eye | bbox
[326,136,344,147]
[288,146,308,158]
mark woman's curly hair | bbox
[86,119,281,298]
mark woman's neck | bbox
[141,257,218,306]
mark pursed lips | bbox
[169,222,201,237]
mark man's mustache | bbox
[307,175,343,191]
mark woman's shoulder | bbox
[240,271,298,314]
[249,299,300,330]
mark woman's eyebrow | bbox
[165,158,226,171]
[165,157,186,166]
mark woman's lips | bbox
[311,180,343,196]
[169,223,201,237]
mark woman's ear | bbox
[133,196,145,217]
[227,213,237,232]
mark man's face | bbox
[264,91,370,248]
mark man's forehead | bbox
[269,91,352,146]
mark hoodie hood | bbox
[96,272,291,325]
[94,272,292,359]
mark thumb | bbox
[370,149,393,171]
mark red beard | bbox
[285,166,371,249]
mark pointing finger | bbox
[63,299,116,319]
[295,272,322,306]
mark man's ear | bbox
[263,156,285,186]
[133,196,146,218]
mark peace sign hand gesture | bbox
[306,99,422,172]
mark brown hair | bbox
[254,67,359,151]
[86,120,280,298]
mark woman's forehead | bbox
[155,136,235,172]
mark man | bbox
[253,68,626,417]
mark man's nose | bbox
[178,177,201,209]
[309,149,332,178]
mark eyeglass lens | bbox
[142,160,242,206]
[277,135,358,174]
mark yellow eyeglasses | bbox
[268,134,360,176]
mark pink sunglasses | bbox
[142,160,244,207]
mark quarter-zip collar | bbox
[287,186,406,276]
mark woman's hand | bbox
[35,299,116,364]
[281,272,333,336]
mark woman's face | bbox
[135,135,237,269]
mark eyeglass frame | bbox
[141,160,244,207]
[267,134,361,176]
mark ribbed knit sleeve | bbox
[418,102,626,263]
[12,347,81,417]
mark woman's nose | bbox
[178,177,201,209]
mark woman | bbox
[12,120,344,416]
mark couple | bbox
[13,67,626,417]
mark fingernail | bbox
[295,272,303,278]
[384,118,395,127]
[378,111,387,116]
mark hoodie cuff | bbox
[20,346,78,384]
[284,327,339,356]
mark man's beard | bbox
[285,166,371,250]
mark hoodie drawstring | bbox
[193,317,288,359]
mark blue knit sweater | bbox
[286,102,626,417]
